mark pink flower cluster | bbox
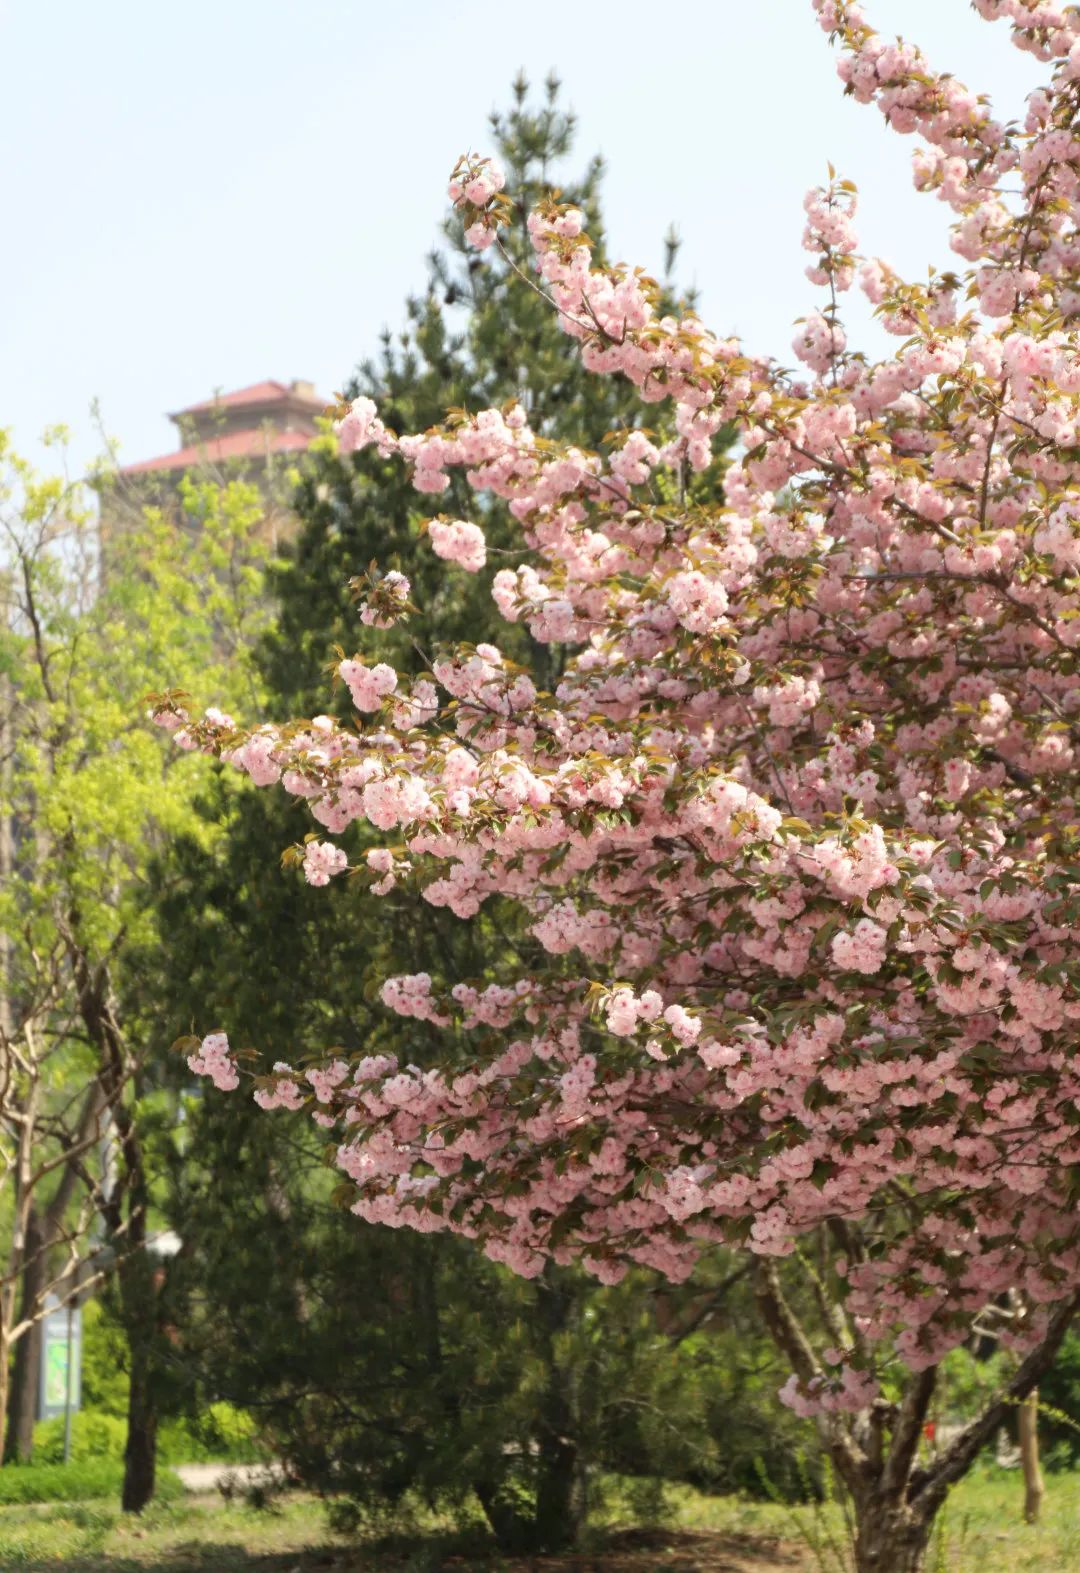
[336,395,398,459]
[666,569,729,634]
[427,517,487,573]
[358,569,412,628]
[448,154,506,250]
[302,840,348,887]
[254,1061,308,1112]
[779,1366,880,1419]
[339,659,397,712]
[187,1032,238,1092]
[803,179,859,291]
[830,917,889,975]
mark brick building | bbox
[100,378,326,548]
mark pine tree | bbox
[137,75,732,1552]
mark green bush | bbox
[31,1401,262,1470]
[1037,1330,1080,1467]
[32,1411,127,1465]
[933,1338,1080,1472]
[0,1458,183,1505]
[79,1298,129,1418]
[159,1402,262,1465]
[934,1344,1011,1427]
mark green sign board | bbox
[38,1299,81,1421]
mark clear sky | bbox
[0,1,1047,476]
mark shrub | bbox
[79,1298,130,1418]
[31,1400,262,1471]
[32,1411,127,1465]
[159,1402,262,1465]
[0,1458,183,1505]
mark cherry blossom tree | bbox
[158,3,1080,1566]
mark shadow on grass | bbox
[17,1525,808,1573]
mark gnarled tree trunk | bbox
[755,1262,1080,1573]
[851,1494,932,1573]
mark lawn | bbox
[3,1467,1080,1571]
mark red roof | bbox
[175,379,324,416]
[120,427,312,475]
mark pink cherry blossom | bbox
[187,1032,239,1092]
[302,840,348,887]
[427,518,487,573]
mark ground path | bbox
[174,1461,287,1492]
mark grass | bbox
[659,1466,1080,1572]
[925,1465,1080,1573]
[3,1465,1080,1571]
[0,1461,184,1507]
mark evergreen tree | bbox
[264,69,675,707]
[138,75,735,1553]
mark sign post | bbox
[38,1297,82,1432]
[63,1301,75,1462]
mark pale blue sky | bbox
[0,1,1046,476]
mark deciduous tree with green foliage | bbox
[0,432,271,1506]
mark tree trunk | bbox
[113,1209,164,1515]
[68,952,160,1514]
[753,1263,1080,1573]
[853,1495,932,1573]
[531,1270,584,1553]
[121,1341,158,1513]
[116,1200,160,1512]
[4,1318,41,1463]
[0,679,13,1462]
[472,1270,585,1555]
[474,1479,533,1554]
[4,1209,46,1462]
[1018,1388,1044,1524]
[533,1427,581,1553]
[0,1327,11,1466]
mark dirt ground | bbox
[243,1527,810,1573]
